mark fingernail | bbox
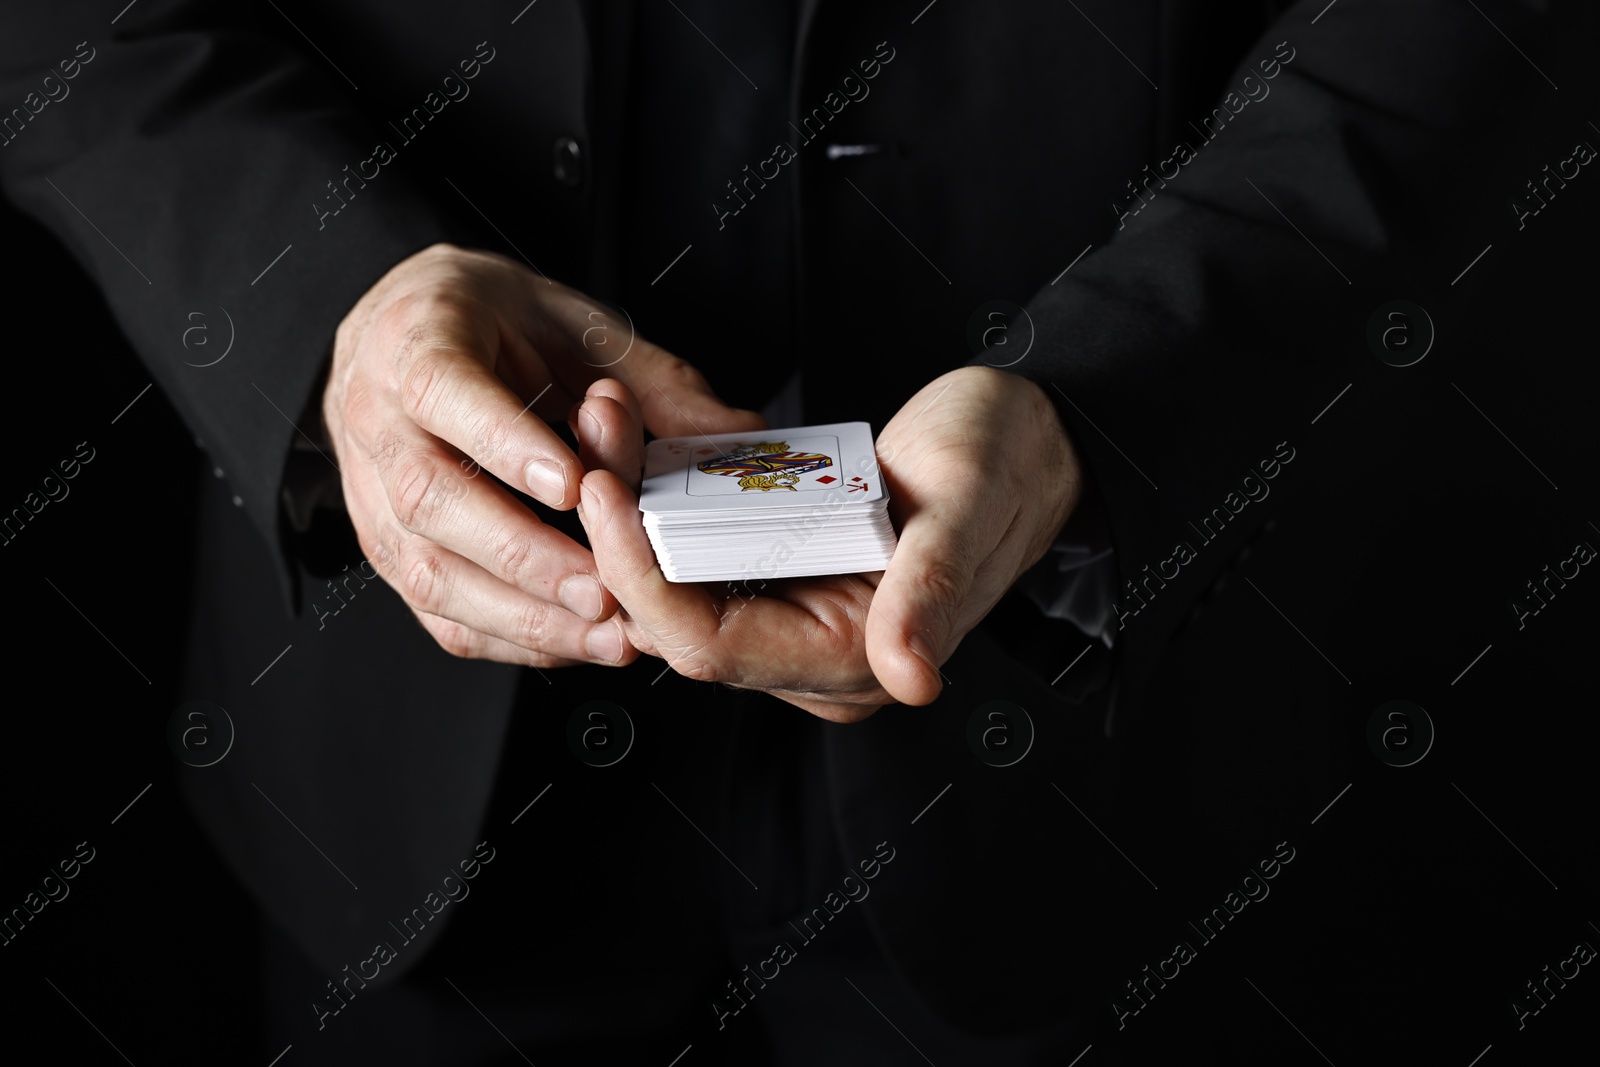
[908,629,940,667]
[559,573,605,621]
[525,458,568,506]
[578,405,603,448]
[585,620,625,664]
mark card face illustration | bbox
[686,434,840,497]
[640,421,885,514]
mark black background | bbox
[4,14,1600,1067]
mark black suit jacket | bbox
[0,0,1567,1037]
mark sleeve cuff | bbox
[1012,479,1118,647]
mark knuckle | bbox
[398,344,453,421]
[356,533,392,579]
[354,527,384,569]
[370,429,407,476]
[659,352,708,392]
[911,556,969,613]
[427,616,478,659]
[401,552,448,612]
[469,415,512,472]
[382,285,457,327]
[373,293,423,345]
[332,314,361,360]
[390,456,450,530]
[674,650,722,684]
[371,527,405,577]
[492,533,539,587]
[509,601,555,651]
[416,242,462,264]
[338,379,380,434]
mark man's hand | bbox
[575,365,1082,719]
[323,243,765,667]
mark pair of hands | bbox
[324,244,1082,721]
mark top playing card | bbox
[639,421,887,514]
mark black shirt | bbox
[616,0,799,414]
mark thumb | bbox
[615,340,768,438]
[865,514,975,707]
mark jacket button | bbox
[553,136,583,187]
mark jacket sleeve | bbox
[0,2,456,603]
[979,0,1552,723]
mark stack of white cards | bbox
[639,421,898,583]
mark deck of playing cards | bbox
[639,421,898,583]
